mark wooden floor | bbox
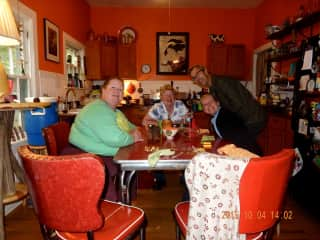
[4,172,320,240]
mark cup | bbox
[162,119,172,129]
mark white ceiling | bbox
[85,0,264,9]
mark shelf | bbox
[268,51,302,62]
[299,90,320,97]
[267,11,320,40]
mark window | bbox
[63,32,85,89]
[1,1,38,126]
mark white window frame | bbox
[63,32,85,87]
[9,0,39,97]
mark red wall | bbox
[20,0,90,74]
[254,0,312,47]
[90,7,256,80]
[19,0,312,80]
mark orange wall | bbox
[20,1,312,80]
[90,7,256,80]
[20,0,90,74]
[254,0,312,47]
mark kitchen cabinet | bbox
[85,39,117,80]
[85,40,101,80]
[207,44,245,79]
[118,43,137,79]
[101,43,118,78]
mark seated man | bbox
[200,94,262,155]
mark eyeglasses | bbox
[190,69,204,82]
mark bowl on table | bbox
[163,127,178,140]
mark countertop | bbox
[0,102,50,110]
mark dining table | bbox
[113,128,227,204]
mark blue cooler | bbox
[24,97,58,146]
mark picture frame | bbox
[156,32,189,75]
[44,18,59,63]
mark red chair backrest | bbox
[18,145,105,232]
[238,148,295,233]
[42,121,70,155]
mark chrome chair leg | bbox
[176,224,181,240]
[140,226,145,240]
[87,231,94,240]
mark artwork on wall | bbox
[44,18,59,63]
[156,32,189,75]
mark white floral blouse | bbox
[147,100,188,122]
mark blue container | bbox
[24,101,58,146]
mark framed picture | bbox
[156,32,189,75]
[44,18,59,63]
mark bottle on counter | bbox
[259,92,267,106]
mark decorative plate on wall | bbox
[119,26,136,44]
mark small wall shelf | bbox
[267,11,320,40]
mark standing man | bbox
[189,64,267,139]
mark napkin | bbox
[116,111,131,132]
[148,149,175,167]
[201,135,215,143]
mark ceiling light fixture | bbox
[168,0,171,35]
[0,0,20,46]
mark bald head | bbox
[200,94,220,116]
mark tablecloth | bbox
[185,152,250,240]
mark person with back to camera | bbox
[200,94,262,155]
[66,77,144,201]
[189,65,267,142]
[142,84,191,190]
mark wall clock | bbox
[141,64,151,73]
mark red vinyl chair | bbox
[18,145,145,240]
[42,121,70,155]
[173,149,295,240]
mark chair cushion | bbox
[173,201,189,237]
[56,200,144,240]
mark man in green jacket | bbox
[189,64,267,139]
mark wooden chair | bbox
[42,121,70,155]
[18,145,145,240]
[173,149,295,240]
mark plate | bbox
[119,26,136,44]
[307,79,315,92]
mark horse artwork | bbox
[209,33,225,44]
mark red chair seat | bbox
[173,201,189,237]
[173,149,295,240]
[57,200,144,240]
[18,145,145,240]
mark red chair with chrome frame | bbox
[173,148,295,240]
[18,145,145,240]
[42,121,70,155]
